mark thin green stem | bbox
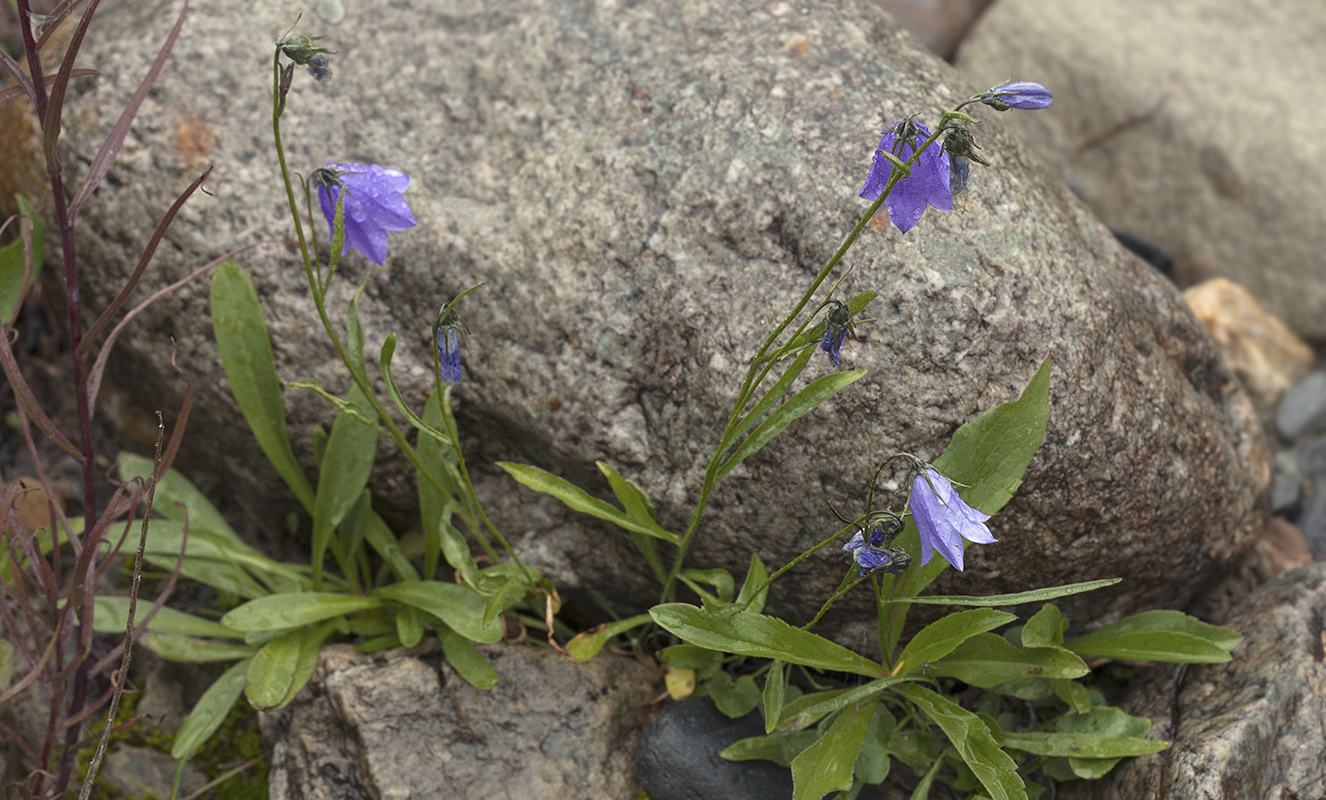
[660,116,960,603]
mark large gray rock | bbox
[1062,564,1326,800]
[261,643,658,800]
[32,0,1266,640]
[954,0,1326,342]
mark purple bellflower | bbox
[860,120,952,234]
[978,82,1053,111]
[306,53,332,81]
[820,300,853,367]
[315,163,418,265]
[842,517,910,577]
[436,323,462,385]
[910,467,996,571]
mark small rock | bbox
[1270,469,1301,515]
[874,0,995,60]
[1255,517,1313,578]
[263,643,658,800]
[1182,278,1313,416]
[1294,491,1326,560]
[1277,371,1326,441]
[635,698,793,800]
[103,745,208,800]
[1062,564,1326,800]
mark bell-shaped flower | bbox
[910,467,996,571]
[819,300,853,367]
[316,163,418,265]
[842,517,910,577]
[977,82,1053,111]
[859,120,952,234]
[436,324,463,385]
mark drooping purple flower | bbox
[316,163,418,265]
[860,120,952,234]
[910,467,996,571]
[819,300,853,367]
[306,53,332,81]
[436,324,462,385]
[842,517,910,577]
[978,82,1053,111]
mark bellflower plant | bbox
[909,466,996,571]
[314,163,418,265]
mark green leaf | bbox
[482,574,529,628]
[1021,604,1067,649]
[1052,679,1092,714]
[598,461,673,584]
[418,389,472,583]
[1052,704,1155,778]
[116,454,237,542]
[245,629,302,709]
[999,731,1168,759]
[735,554,770,615]
[882,579,1120,607]
[896,684,1026,800]
[854,703,894,785]
[139,633,255,663]
[0,196,44,324]
[790,700,875,800]
[396,607,425,648]
[221,593,383,632]
[312,385,378,587]
[717,370,867,481]
[381,335,451,447]
[727,345,816,449]
[93,597,243,639]
[707,673,762,719]
[372,581,503,644]
[497,462,681,544]
[346,282,369,382]
[762,661,786,734]
[210,260,314,510]
[659,644,723,674]
[777,679,908,732]
[438,625,499,689]
[650,604,886,678]
[722,730,820,768]
[271,623,333,709]
[896,609,1017,674]
[932,633,1089,688]
[171,659,250,759]
[1066,610,1238,663]
[681,568,735,604]
[565,613,652,664]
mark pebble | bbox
[1276,371,1326,441]
[635,698,793,800]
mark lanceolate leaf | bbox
[790,700,875,800]
[210,260,314,509]
[172,659,250,760]
[1066,610,1238,662]
[931,633,1088,688]
[498,462,681,544]
[650,604,886,677]
[897,684,1026,800]
[373,581,503,644]
[312,385,378,588]
[895,608,1017,674]
[717,369,867,481]
[221,593,382,632]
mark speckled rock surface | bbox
[955,0,1326,341]
[261,643,658,800]
[22,0,1268,642]
[1062,564,1326,800]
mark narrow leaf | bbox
[1000,731,1168,759]
[438,625,500,689]
[498,462,681,544]
[221,593,382,632]
[311,385,377,586]
[897,684,1026,800]
[650,604,885,677]
[882,580,1120,607]
[931,633,1088,688]
[1066,610,1238,662]
[93,597,242,639]
[565,613,651,663]
[139,633,255,664]
[789,700,874,800]
[717,370,867,481]
[245,630,301,709]
[762,661,786,734]
[372,581,503,643]
[896,609,1017,674]
[210,261,314,509]
[172,658,250,759]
